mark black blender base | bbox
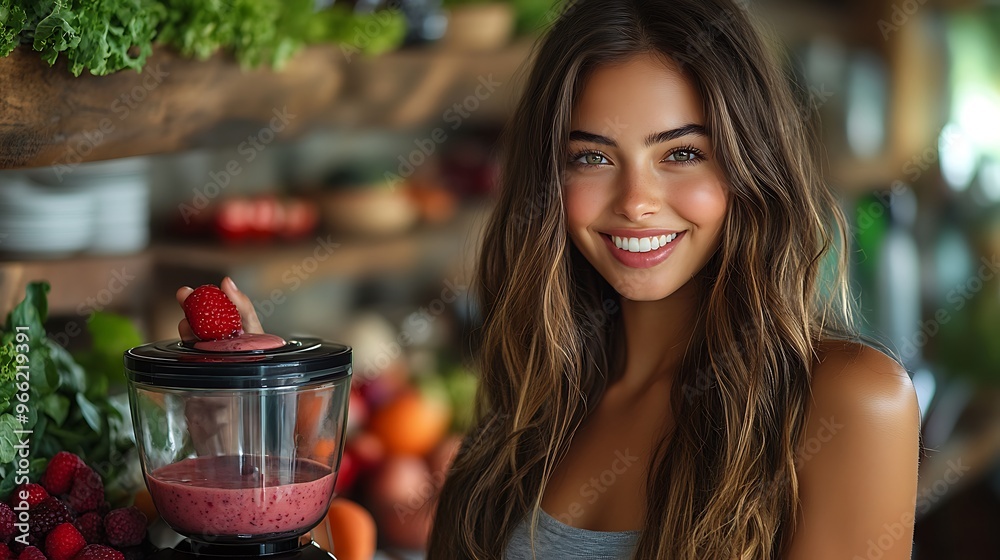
[147,538,336,559]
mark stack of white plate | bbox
[25,157,151,255]
[0,175,97,258]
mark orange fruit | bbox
[313,498,377,560]
[132,488,158,526]
[368,389,451,457]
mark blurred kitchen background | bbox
[0,0,998,558]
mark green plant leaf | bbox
[40,393,70,426]
[75,392,103,433]
[0,413,22,463]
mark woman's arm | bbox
[785,342,921,560]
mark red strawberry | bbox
[44,524,85,560]
[72,545,123,560]
[101,508,145,548]
[16,546,45,560]
[0,502,13,542]
[12,485,49,509]
[67,468,103,514]
[0,542,10,560]
[182,285,243,341]
[29,498,73,538]
[71,514,102,545]
[41,453,84,496]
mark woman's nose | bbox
[614,167,661,222]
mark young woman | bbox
[426,0,919,558]
[178,0,920,557]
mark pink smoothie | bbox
[193,333,286,352]
[147,455,334,537]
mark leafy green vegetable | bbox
[0,0,28,56]
[2,0,407,75]
[9,0,162,76]
[0,282,142,504]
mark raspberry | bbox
[29,498,73,538]
[12,485,49,509]
[71,514,102,545]
[101,508,145,548]
[0,543,10,560]
[67,468,103,514]
[44,524,85,560]
[0,502,13,543]
[41,453,84,496]
[16,546,45,560]
[182,285,243,341]
[72,545,123,560]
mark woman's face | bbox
[564,54,728,301]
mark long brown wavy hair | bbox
[428,0,856,558]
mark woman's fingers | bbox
[176,286,193,306]
[178,318,197,342]
[221,276,265,334]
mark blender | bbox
[124,338,352,559]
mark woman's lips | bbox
[601,231,685,269]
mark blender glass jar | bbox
[124,339,351,545]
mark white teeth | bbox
[611,232,681,253]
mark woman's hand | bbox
[176,276,265,341]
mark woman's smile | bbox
[600,230,686,269]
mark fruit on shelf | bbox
[129,490,158,527]
[311,498,376,560]
[427,435,463,479]
[181,285,243,341]
[346,389,368,437]
[369,388,452,457]
[333,448,360,497]
[367,456,434,551]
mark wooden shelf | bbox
[0,251,154,318]
[0,40,533,170]
[153,203,489,283]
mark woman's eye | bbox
[665,150,698,163]
[572,152,609,166]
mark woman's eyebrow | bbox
[643,124,707,146]
[568,123,708,148]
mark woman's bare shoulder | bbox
[809,340,916,416]
[784,339,920,559]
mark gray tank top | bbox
[505,508,641,560]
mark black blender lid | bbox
[124,338,352,389]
